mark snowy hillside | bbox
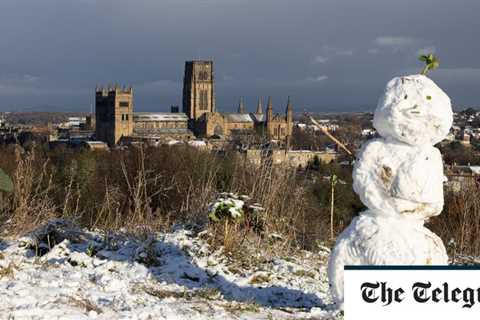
[0,220,340,319]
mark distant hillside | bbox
[4,112,90,126]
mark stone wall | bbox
[245,149,338,167]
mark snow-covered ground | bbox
[0,220,341,319]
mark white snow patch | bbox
[0,222,340,319]
[373,74,453,146]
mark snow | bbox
[373,74,453,146]
[470,166,480,175]
[167,140,182,146]
[328,211,447,309]
[0,220,340,319]
[328,74,452,309]
[352,139,445,219]
[187,140,207,148]
[208,193,266,223]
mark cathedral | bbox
[95,60,293,146]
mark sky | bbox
[0,0,479,113]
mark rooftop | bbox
[250,113,266,123]
[222,113,254,123]
[133,112,189,122]
[132,127,193,136]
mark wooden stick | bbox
[330,177,335,240]
[308,116,354,157]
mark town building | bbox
[445,165,480,192]
[245,149,338,167]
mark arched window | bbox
[199,90,208,110]
[198,71,209,81]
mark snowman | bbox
[327,73,453,310]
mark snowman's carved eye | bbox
[404,94,408,99]
[426,95,432,100]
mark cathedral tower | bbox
[182,61,216,120]
[95,86,133,146]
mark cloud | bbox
[372,36,436,56]
[416,46,436,56]
[321,45,354,57]
[23,74,40,82]
[0,0,479,111]
[307,75,328,82]
[434,68,480,81]
[0,74,43,95]
[0,74,40,84]
[221,74,234,81]
[0,83,43,95]
[312,46,353,65]
[374,36,416,47]
[135,79,180,92]
[336,49,353,56]
[313,55,329,64]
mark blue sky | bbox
[0,0,479,112]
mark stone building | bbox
[194,96,292,142]
[183,61,216,121]
[95,86,134,146]
[265,96,293,141]
[95,87,193,146]
[182,60,293,141]
[245,149,338,167]
[130,112,193,142]
[133,112,189,131]
[95,60,293,146]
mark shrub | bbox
[428,181,480,258]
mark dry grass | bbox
[9,149,56,234]
[141,286,187,299]
[0,144,346,255]
[137,285,220,301]
[0,263,15,279]
[67,296,102,314]
[249,273,271,284]
[193,287,221,300]
[293,269,316,279]
[207,159,311,255]
[223,301,261,314]
[3,142,480,262]
[429,181,480,258]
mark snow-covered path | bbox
[0,222,340,319]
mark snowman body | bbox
[327,74,453,309]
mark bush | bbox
[428,182,480,258]
[0,143,361,252]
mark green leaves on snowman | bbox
[419,54,439,76]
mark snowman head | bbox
[373,74,453,146]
